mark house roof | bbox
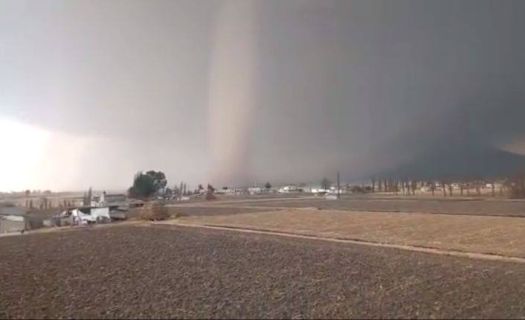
[0,206,27,216]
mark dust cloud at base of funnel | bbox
[207,0,257,186]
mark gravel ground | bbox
[237,198,525,217]
[2,225,525,319]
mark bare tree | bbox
[321,177,331,190]
[390,180,394,195]
[519,176,525,198]
[508,174,525,198]
[83,187,92,206]
[393,180,399,195]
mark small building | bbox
[215,188,234,195]
[91,192,143,218]
[248,187,262,195]
[311,188,328,195]
[92,192,127,207]
[59,206,111,225]
[278,185,299,193]
[0,213,45,234]
[0,215,26,234]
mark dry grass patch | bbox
[170,209,525,258]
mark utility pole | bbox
[337,171,341,200]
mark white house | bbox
[248,187,262,194]
[278,185,298,193]
[60,207,111,225]
[92,192,127,207]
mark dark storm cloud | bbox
[1,0,525,189]
[251,0,525,182]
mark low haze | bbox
[1,0,525,191]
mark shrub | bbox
[173,212,186,219]
[139,202,170,221]
[205,192,217,201]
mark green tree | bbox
[145,170,167,190]
[128,170,167,199]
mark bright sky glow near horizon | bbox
[0,117,51,191]
[0,116,103,191]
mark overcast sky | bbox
[1,0,525,191]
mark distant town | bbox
[2,168,525,235]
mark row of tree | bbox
[127,171,225,199]
[25,198,76,210]
[369,175,525,198]
[126,170,525,200]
